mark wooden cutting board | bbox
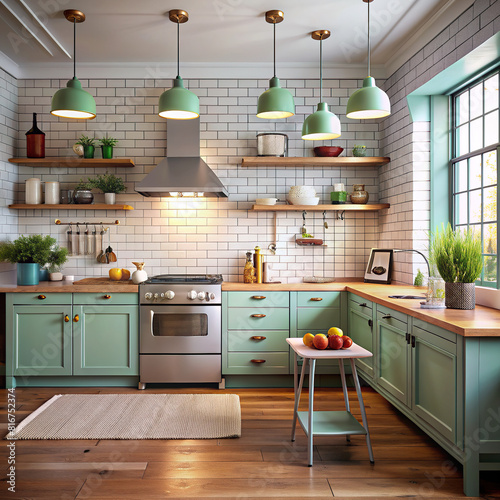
[73,277,136,285]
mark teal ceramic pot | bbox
[39,267,49,281]
[331,191,348,204]
[18,263,40,285]
[83,145,95,159]
[101,145,113,159]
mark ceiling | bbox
[0,0,474,79]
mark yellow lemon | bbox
[327,327,343,337]
[109,268,123,281]
[303,333,315,347]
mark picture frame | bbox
[364,249,393,284]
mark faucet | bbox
[393,249,431,280]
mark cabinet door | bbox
[348,307,374,379]
[73,305,138,376]
[412,326,457,443]
[376,316,409,406]
[12,305,72,376]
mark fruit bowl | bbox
[314,146,344,157]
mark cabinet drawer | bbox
[297,292,341,308]
[73,292,138,305]
[413,318,457,344]
[349,293,373,309]
[348,298,373,314]
[226,352,289,374]
[377,306,408,328]
[297,308,341,331]
[10,292,72,305]
[228,330,289,352]
[228,307,289,330]
[227,291,289,308]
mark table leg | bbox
[350,358,374,464]
[308,358,316,467]
[292,357,307,442]
[338,358,350,442]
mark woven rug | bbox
[6,393,241,440]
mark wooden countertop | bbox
[0,277,138,293]
[222,281,500,337]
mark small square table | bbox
[287,337,374,466]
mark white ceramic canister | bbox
[25,178,42,204]
[333,183,345,192]
[44,181,60,204]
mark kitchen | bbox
[0,0,500,498]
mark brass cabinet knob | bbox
[64,315,70,323]
[103,294,111,299]
[310,297,323,301]
[250,336,267,341]
[250,359,266,364]
[73,315,80,323]
[251,314,266,318]
[252,296,266,300]
[38,294,46,300]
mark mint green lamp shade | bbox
[346,76,391,119]
[159,76,199,119]
[302,102,341,140]
[51,77,96,119]
[257,77,295,119]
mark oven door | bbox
[140,305,221,354]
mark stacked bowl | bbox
[287,186,320,205]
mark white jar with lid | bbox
[45,181,60,204]
[25,178,42,204]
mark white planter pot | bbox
[49,272,63,281]
[104,193,116,205]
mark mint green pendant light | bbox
[302,30,341,140]
[159,10,199,120]
[257,10,294,119]
[346,0,390,119]
[51,10,96,120]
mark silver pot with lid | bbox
[257,133,288,157]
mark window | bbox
[451,69,499,287]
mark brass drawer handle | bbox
[251,314,266,318]
[64,315,70,323]
[382,314,392,319]
[310,297,323,301]
[252,296,266,300]
[103,294,111,299]
[73,315,80,323]
[38,294,46,300]
[251,359,266,364]
[250,336,267,341]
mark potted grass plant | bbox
[0,235,55,285]
[430,223,483,309]
[88,173,127,204]
[76,135,96,159]
[98,136,118,159]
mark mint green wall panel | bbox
[297,308,340,330]
[11,292,72,306]
[227,291,289,308]
[228,330,289,352]
[13,305,72,376]
[73,292,138,305]
[297,292,341,308]
[228,307,289,330]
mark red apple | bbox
[313,334,329,350]
[329,335,344,350]
[342,336,353,349]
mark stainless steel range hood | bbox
[135,118,228,198]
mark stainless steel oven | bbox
[138,275,223,389]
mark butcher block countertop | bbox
[0,277,138,293]
[222,280,500,337]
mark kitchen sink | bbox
[388,295,425,299]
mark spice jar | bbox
[243,252,256,284]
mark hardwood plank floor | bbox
[1,386,499,499]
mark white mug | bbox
[263,262,274,283]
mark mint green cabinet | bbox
[347,294,374,379]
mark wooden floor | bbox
[1,386,499,499]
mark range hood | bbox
[135,118,228,198]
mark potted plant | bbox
[88,173,127,204]
[98,136,118,159]
[73,178,94,204]
[0,235,55,285]
[46,245,69,281]
[430,223,483,309]
[352,144,367,157]
[76,135,96,159]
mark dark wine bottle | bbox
[26,112,45,158]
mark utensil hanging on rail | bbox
[67,223,73,255]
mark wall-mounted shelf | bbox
[241,157,390,167]
[8,204,134,211]
[8,158,135,168]
[251,204,390,212]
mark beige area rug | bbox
[7,393,241,440]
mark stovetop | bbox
[143,274,223,285]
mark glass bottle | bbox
[26,113,45,158]
[243,252,256,284]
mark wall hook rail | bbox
[54,219,120,226]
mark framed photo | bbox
[364,249,393,284]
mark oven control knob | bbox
[160,293,165,300]
[198,291,205,300]
[165,290,175,300]
[188,290,197,300]
[153,293,159,300]
[144,292,153,300]
[210,293,215,300]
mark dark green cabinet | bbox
[347,294,374,379]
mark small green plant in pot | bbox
[98,136,118,159]
[46,245,69,281]
[88,173,127,204]
[73,178,94,204]
[76,135,96,159]
[0,235,55,285]
[430,223,483,309]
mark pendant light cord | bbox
[367,0,371,77]
[273,22,276,78]
[73,18,76,79]
[176,21,180,78]
[319,37,323,103]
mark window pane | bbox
[469,189,482,224]
[484,150,497,186]
[484,74,499,113]
[483,186,497,223]
[470,117,483,151]
[470,82,483,119]
[457,123,469,156]
[484,110,499,147]
[454,159,468,192]
[455,192,468,225]
[484,256,497,283]
[469,155,482,190]
[484,223,497,253]
[456,91,469,125]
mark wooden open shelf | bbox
[9,158,135,167]
[251,203,390,212]
[241,157,390,167]
[8,204,134,211]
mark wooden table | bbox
[286,337,374,466]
